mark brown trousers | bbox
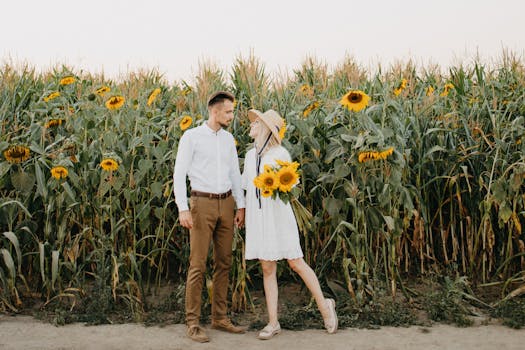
[186,195,235,326]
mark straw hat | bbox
[248,109,284,144]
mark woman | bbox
[242,109,337,340]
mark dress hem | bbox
[245,253,303,261]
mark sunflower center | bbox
[264,178,274,186]
[11,150,24,158]
[280,173,293,184]
[348,93,363,103]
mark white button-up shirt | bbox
[173,123,245,212]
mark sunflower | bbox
[59,76,76,85]
[378,147,394,160]
[303,101,320,117]
[469,97,480,105]
[253,171,279,191]
[440,83,454,97]
[358,147,394,163]
[147,88,161,106]
[299,84,313,96]
[45,119,65,128]
[100,158,119,171]
[180,116,193,131]
[263,164,273,174]
[279,120,287,140]
[50,166,68,179]
[3,145,30,164]
[340,90,370,112]
[96,86,111,96]
[275,159,300,170]
[393,79,407,96]
[58,106,75,114]
[261,188,274,198]
[105,95,125,110]
[358,151,378,163]
[276,166,299,192]
[43,91,60,102]
[426,86,435,96]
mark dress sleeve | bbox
[241,154,248,191]
[241,149,252,190]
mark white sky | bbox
[1,0,524,83]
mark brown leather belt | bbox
[190,189,232,199]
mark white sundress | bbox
[242,145,304,261]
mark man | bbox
[173,91,246,343]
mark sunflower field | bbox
[1,53,524,323]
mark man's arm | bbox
[173,133,193,228]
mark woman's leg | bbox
[260,260,279,326]
[287,258,329,317]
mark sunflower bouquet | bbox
[253,159,300,204]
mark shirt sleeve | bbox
[230,139,245,209]
[173,133,193,212]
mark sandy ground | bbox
[1,315,525,350]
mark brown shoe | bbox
[211,318,246,334]
[186,325,210,343]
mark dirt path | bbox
[1,315,525,350]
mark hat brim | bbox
[248,109,263,122]
[248,109,282,144]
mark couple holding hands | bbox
[173,91,337,342]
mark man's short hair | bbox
[207,91,235,108]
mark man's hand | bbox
[234,208,245,229]
[179,210,193,229]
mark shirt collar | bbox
[202,122,223,135]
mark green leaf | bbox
[499,202,512,224]
[0,162,11,178]
[354,133,365,148]
[151,181,163,199]
[34,162,48,200]
[341,134,355,143]
[323,196,342,218]
[383,215,395,230]
[39,242,47,284]
[61,182,76,203]
[2,232,21,272]
[11,171,35,193]
[0,200,32,218]
[138,159,153,173]
[51,250,59,290]
[334,159,350,178]
[154,207,165,220]
[423,145,446,159]
[324,141,345,164]
[1,249,16,280]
